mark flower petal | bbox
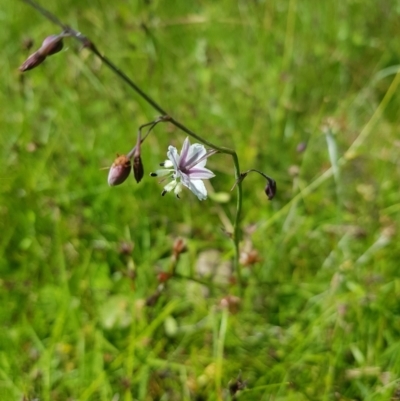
[174,182,183,198]
[180,174,207,200]
[178,137,191,166]
[186,167,215,179]
[182,143,207,169]
[163,179,177,193]
[167,146,180,170]
[186,149,218,170]
[185,179,208,200]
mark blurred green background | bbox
[1,0,400,400]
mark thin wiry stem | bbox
[21,0,244,291]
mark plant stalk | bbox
[21,0,244,290]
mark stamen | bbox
[160,160,174,168]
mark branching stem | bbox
[21,0,244,291]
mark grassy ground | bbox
[1,0,400,400]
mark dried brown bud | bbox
[265,178,277,200]
[118,241,134,255]
[145,285,164,307]
[239,249,261,266]
[133,155,144,183]
[229,372,247,396]
[19,51,46,72]
[172,238,187,257]
[219,295,241,314]
[157,272,171,283]
[108,155,131,186]
[39,35,64,57]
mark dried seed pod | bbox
[133,155,144,183]
[265,178,277,200]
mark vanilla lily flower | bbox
[150,137,217,200]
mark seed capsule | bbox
[108,155,131,186]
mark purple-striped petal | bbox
[181,143,206,169]
[186,149,217,170]
[178,137,191,166]
[187,167,215,179]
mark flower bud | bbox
[133,155,144,183]
[265,178,277,200]
[38,35,64,57]
[19,51,46,72]
[108,155,131,186]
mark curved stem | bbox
[21,0,244,290]
[232,153,243,292]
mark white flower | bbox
[151,137,216,200]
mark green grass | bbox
[1,0,400,400]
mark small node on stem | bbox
[237,169,277,200]
[80,36,97,52]
[230,172,248,192]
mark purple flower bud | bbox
[38,35,64,57]
[108,155,131,186]
[19,51,46,72]
[265,178,277,200]
[133,155,144,183]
